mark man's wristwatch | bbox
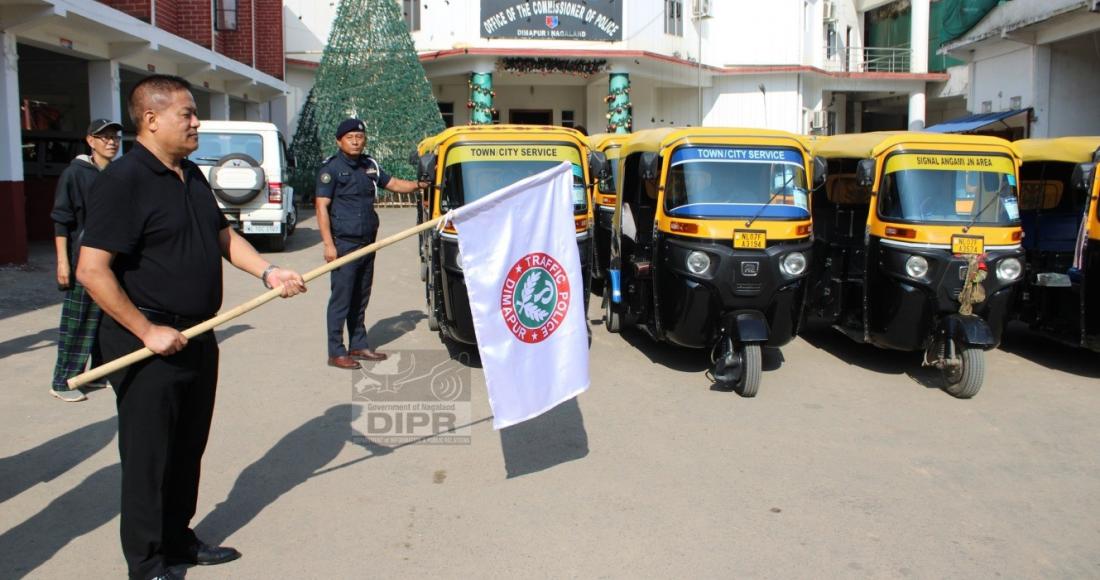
[261,264,279,289]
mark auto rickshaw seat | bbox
[825,175,871,243]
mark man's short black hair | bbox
[128,74,192,129]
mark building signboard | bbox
[481,0,622,41]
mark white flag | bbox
[449,162,590,429]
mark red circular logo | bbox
[500,252,572,344]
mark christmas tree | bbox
[289,0,444,197]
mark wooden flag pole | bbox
[67,214,447,390]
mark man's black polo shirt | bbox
[83,140,229,318]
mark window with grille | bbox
[214,0,238,31]
[665,0,683,36]
[561,110,575,128]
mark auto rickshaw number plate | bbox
[951,235,984,255]
[733,230,766,250]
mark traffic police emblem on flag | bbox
[502,252,571,344]
[448,162,590,429]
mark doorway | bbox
[509,109,553,125]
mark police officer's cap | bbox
[335,118,366,140]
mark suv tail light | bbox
[267,182,282,204]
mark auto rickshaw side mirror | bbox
[588,151,610,181]
[812,156,828,189]
[640,152,660,181]
[1071,162,1096,192]
[417,152,437,183]
[408,149,420,166]
[856,158,876,188]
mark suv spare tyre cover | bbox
[209,153,266,205]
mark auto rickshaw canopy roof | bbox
[620,127,812,159]
[417,124,588,155]
[1014,137,1100,164]
[587,132,630,153]
[813,131,1017,159]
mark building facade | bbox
[940,0,1100,138]
[286,0,957,140]
[1,0,288,263]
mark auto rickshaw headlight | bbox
[781,252,807,277]
[996,257,1022,282]
[905,255,929,279]
[686,251,711,275]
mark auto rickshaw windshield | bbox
[440,144,587,213]
[664,146,810,219]
[878,153,1020,226]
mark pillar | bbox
[910,0,929,74]
[209,92,230,120]
[268,95,289,135]
[908,89,926,131]
[468,72,493,125]
[244,101,261,121]
[88,60,122,125]
[606,73,631,134]
[0,32,26,264]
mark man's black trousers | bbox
[99,316,219,580]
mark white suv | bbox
[193,121,297,251]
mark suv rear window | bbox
[192,132,264,165]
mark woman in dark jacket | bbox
[49,119,121,402]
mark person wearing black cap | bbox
[48,118,122,402]
[316,118,428,369]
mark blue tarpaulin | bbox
[925,109,1028,133]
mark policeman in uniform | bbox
[316,118,427,369]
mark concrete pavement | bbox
[1,208,1099,578]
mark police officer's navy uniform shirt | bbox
[83,141,229,318]
[316,152,391,241]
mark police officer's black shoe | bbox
[166,541,241,566]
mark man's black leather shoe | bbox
[166,541,241,566]
[150,569,182,580]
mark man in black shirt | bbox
[78,75,306,580]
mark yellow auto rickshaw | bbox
[587,132,630,294]
[808,132,1025,398]
[410,125,606,344]
[1013,137,1100,351]
[606,127,824,397]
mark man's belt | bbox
[137,307,210,329]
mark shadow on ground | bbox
[998,322,1100,379]
[0,327,57,361]
[0,416,117,506]
[367,310,427,349]
[500,397,589,479]
[0,463,121,579]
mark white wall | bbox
[705,74,802,133]
[969,45,1033,114]
[1047,34,1100,137]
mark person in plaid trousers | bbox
[49,118,121,402]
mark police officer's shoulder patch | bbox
[320,155,336,166]
[320,172,332,184]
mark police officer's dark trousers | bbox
[327,234,378,357]
[100,316,219,580]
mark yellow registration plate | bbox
[733,230,767,250]
[951,235,985,255]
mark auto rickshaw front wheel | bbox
[942,345,984,399]
[712,337,761,398]
[737,343,762,398]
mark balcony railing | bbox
[823,46,913,74]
